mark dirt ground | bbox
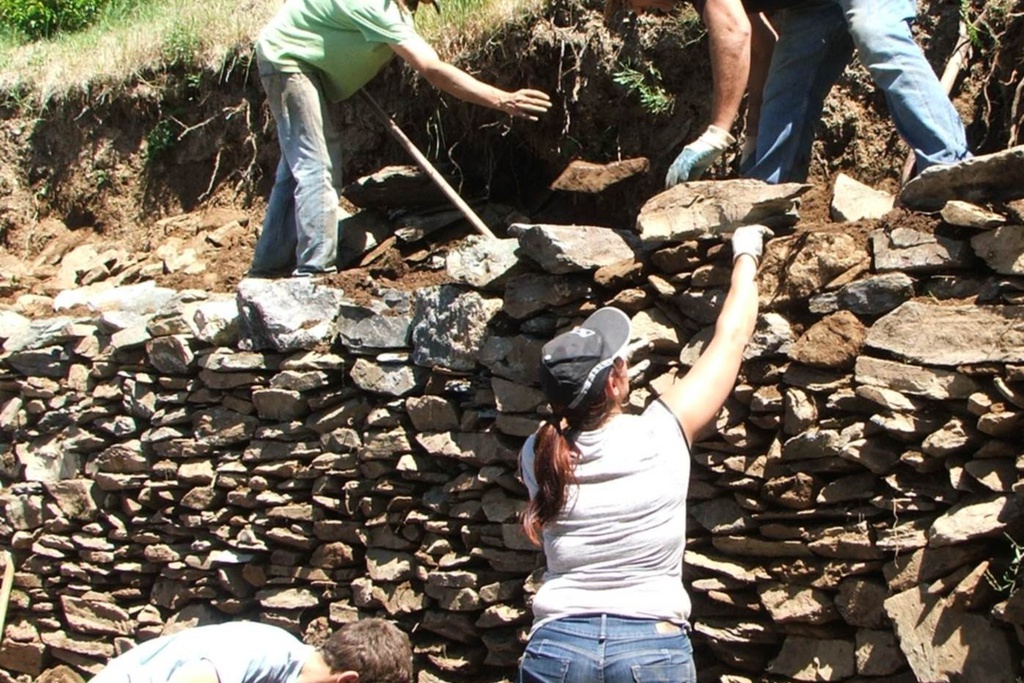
[0,0,1019,311]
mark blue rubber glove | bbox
[665,125,736,188]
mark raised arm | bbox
[659,225,769,443]
[391,36,552,120]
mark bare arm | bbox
[660,245,761,443]
[391,37,552,120]
[702,0,753,133]
[744,11,777,133]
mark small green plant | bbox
[611,62,675,117]
[0,0,138,41]
[160,18,202,67]
[145,119,177,162]
[985,533,1024,596]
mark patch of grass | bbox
[0,0,278,105]
[0,0,546,106]
[985,533,1024,597]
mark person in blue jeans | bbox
[517,225,771,683]
[250,0,552,277]
[745,0,969,183]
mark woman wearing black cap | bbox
[517,225,771,683]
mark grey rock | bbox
[411,286,501,371]
[479,334,544,385]
[60,595,132,636]
[830,173,894,222]
[405,395,460,431]
[899,144,1024,211]
[53,280,177,316]
[502,273,591,319]
[636,179,808,245]
[6,345,68,377]
[337,291,413,350]
[0,310,30,343]
[929,495,1024,546]
[187,296,240,346]
[16,438,81,482]
[836,272,914,316]
[941,200,1006,229]
[236,278,345,352]
[768,636,854,681]
[445,236,522,291]
[866,302,1024,365]
[872,228,973,273]
[509,223,639,274]
[855,629,904,677]
[2,316,74,353]
[146,335,195,375]
[971,224,1024,275]
[855,356,979,399]
[758,583,839,624]
[350,358,426,397]
[885,586,1016,682]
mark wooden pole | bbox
[0,550,14,644]
[358,90,498,240]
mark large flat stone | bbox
[884,586,1016,683]
[865,301,1024,365]
[636,178,808,245]
[899,145,1024,211]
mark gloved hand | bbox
[731,224,773,265]
[665,125,736,188]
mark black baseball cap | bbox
[538,307,632,410]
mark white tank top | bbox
[519,400,692,634]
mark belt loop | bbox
[600,613,607,640]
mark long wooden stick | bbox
[0,550,15,644]
[358,90,497,240]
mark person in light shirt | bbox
[250,0,552,277]
[518,225,771,683]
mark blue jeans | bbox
[518,615,697,683]
[746,0,968,183]
[251,64,344,276]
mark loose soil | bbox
[0,0,1020,310]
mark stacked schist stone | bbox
[0,147,1023,683]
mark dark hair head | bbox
[522,358,627,545]
[321,619,413,683]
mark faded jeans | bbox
[746,0,969,184]
[518,615,697,683]
[251,63,345,276]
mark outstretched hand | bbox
[501,89,553,120]
[730,224,774,265]
[665,125,736,188]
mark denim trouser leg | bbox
[518,615,697,683]
[251,156,299,276]
[252,69,341,276]
[840,0,969,172]
[747,1,852,183]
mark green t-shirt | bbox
[256,0,420,101]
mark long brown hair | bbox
[522,360,625,545]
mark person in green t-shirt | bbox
[249,0,552,278]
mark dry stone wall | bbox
[1,163,1024,682]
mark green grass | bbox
[0,0,545,107]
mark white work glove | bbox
[665,125,736,188]
[730,224,773,265]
